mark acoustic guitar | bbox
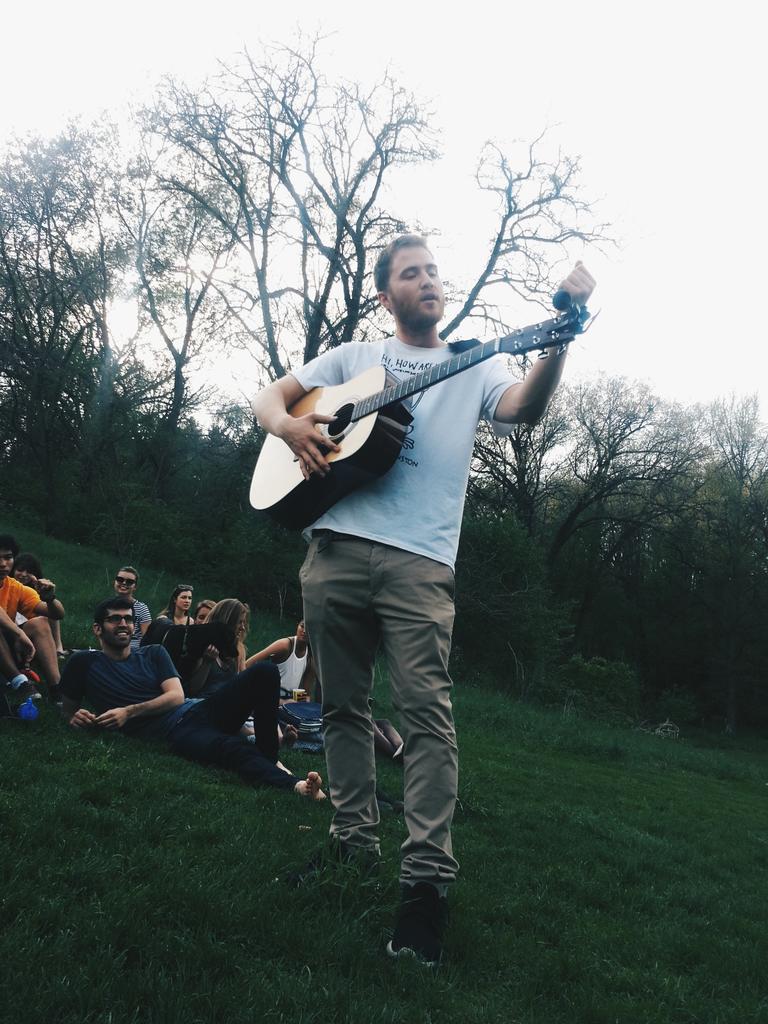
[250,303,590,529]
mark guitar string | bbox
[350,325,561,424]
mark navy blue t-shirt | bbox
[60,645,196,739]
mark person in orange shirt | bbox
[0,534,65,702]
[13,551,67,656]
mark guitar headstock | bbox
[498,304,591,359]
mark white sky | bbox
[2,0,765,411]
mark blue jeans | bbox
[168,662,297,792]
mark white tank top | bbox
[278,640,308,694]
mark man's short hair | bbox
[117,565,139,584]
[94,595,135,625]
[0,534,19,557]
[373,234,430,293]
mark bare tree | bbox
[467,389,571,532]
[145,39,437,380]
[145,39,610,387]
[116,134,237,493]
[544,377,705,568]
[440,136,611,341]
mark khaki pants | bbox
[300,532,459,885]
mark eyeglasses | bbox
[104,614,135,625]
[115,576,137,586]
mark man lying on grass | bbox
[59,596,326,800]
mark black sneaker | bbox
[386,882,448,967]
[8,680,43,702]
[283,837,380,888]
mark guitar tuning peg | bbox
[537,348,549,360]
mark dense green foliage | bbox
[4,385,768,738]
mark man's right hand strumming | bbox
[279,410,341,479]
[252,375,340,480]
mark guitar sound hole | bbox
[328,403,354,442]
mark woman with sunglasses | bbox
[112,566,151,652]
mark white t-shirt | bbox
[292,337,515,569]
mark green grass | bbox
[2,521,768,1022]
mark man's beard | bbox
[396,303,443,333]
[104,634,132,652]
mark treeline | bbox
[1,40,766,732]
[461,385,768,734]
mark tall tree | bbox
[697,395,768,731]
[441,136,610,341]
[116,136,235,495]
[544,378,704,569]
[0,126,128,524]
[467,390,570,531]
[147,39,437,379]
[147,40,609,384]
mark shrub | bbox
[545,654,641,722]
[654,686,700,726]
[453,514,565,696]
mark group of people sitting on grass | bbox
[1,532,402,801]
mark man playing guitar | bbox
[252,235,595,965]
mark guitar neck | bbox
[351,314,574,423]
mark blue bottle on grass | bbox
[17,697,39,721]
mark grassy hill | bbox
[2,521,768,1023]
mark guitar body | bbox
[250,365,413,529]
[250,304,590,530]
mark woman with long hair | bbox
[183,597,301,771]
[160,585,194,627]
[193,599,216,624]
[185,598,249,697]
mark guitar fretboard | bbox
[351,325,555,423]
